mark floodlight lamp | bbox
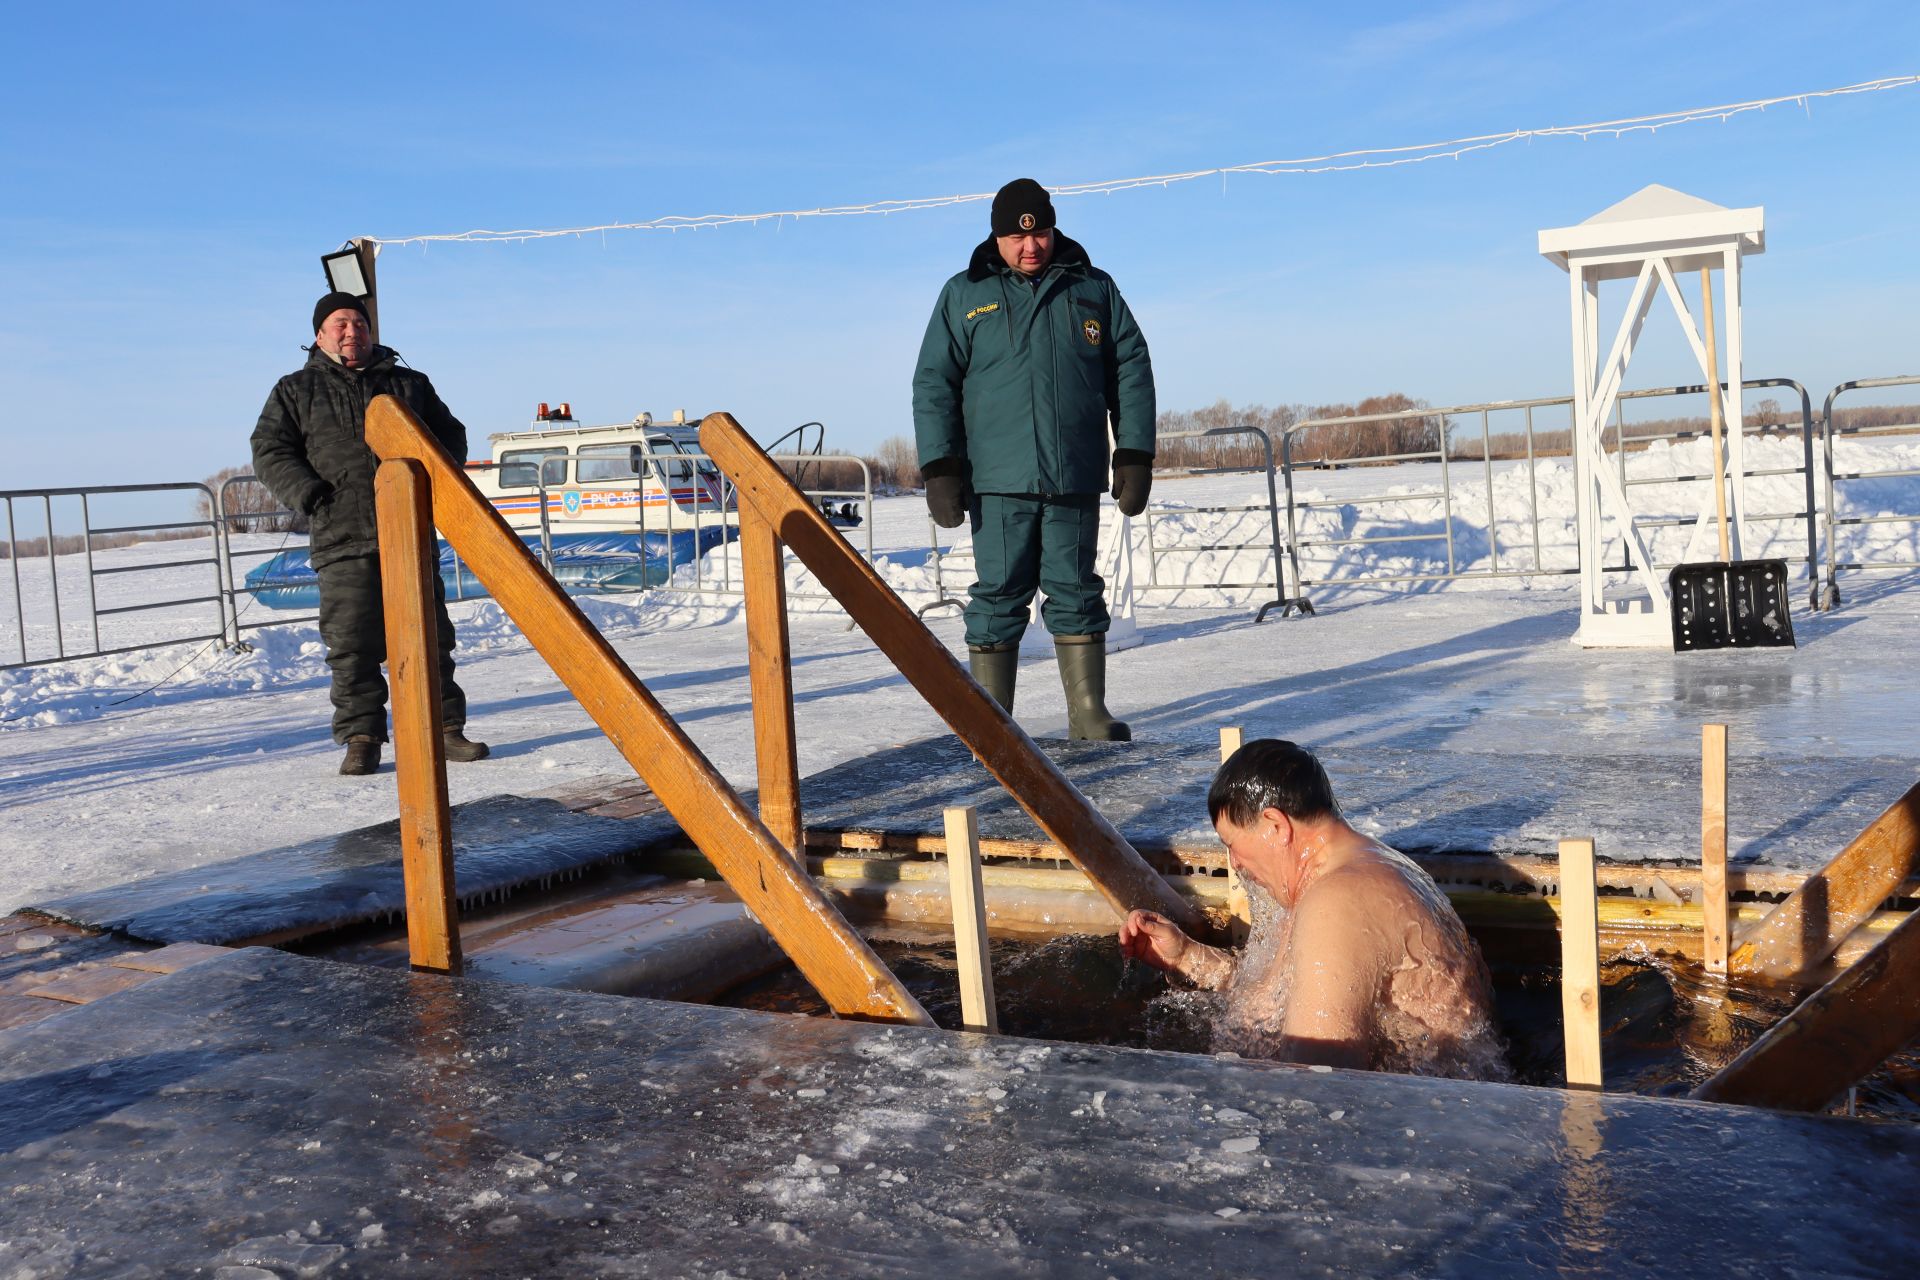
[321,247,370,297]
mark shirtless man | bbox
[1119,739,1507,1079]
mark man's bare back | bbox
[1119,740,1507,1080]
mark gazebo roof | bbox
[1539,183,1764,275]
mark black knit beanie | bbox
[312,291,370,333]
[991,178,1055,237]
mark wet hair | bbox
[1207,738,1339,828]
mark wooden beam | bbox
[374,459,461,976]
[1730,780,1920,983]
[741,505,803,856]
[943,806,998,1033]
[363,395,930,1026]
[1701,724,1729,975]
[699,412,1203,936]
[1559,838,1603,1090]
[1694,905,1920,1111]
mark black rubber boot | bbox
[1055,636,1130,741]
[443,729,491,763]
[967,644,1019,715]
[339,735,381,776]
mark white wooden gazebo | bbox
[1540,185,1765,647]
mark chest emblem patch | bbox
[1082,317,1102,347]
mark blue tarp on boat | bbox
[242,527,737,611]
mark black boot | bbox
[443,729,491,762]
[339,735,381,776]
[967,644,1019,714]
[1055,636,1130,741]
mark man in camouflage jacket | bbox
[250,292,488,775]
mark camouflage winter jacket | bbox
[912,234,1154,496]
[249,345,467,568]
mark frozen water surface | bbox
[2,475,1918,916]
[1,948,1916,1278]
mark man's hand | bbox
[1110,449,1152,516]
[921,458,970,528]
[1118,909,1191,972]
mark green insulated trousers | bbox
[316,553,468,744]
[964,493,1109,649]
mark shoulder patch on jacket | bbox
[965,302,1000,322]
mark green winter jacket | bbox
[912,234,1154,496]
[250,345,468,569]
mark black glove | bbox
[922,458,970,529]
[1110,449,1153,517]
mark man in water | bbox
[1119,739,1507,1079]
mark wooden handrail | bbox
[1730,780,1920,983]
[374,459,461,975]
[1694,905,1920,1110]
[740,505,804,855]
[364,395,931,1026]
[699,411,1204,933]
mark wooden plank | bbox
[0,993,68,1030]
[943,806,999,1034]
[806,826,1864,901]
[363,396,929,1026]
[1219,727,1250,937]
[741,506,804,856]
[375,459,462,977]
[699,412,1203,936]
[24,965,161,1005]
[1731,780,1920,983]
[110,943,232,975]
[1558,838,1603,1090]
[1694,905,1920,1111]
[1702,724,1730,975]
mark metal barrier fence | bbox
[1819,375,1920,609]
[2,482,228,669]
[1141,426,1308,621]
[14,378,1920,673]
[1276,378,1820,606]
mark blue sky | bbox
[5,1,1918,518]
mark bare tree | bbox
[195,464,305,534]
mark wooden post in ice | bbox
[1701,725,1731,974]
[944,805,999,1034]
[1220,727,1250,938]
[373,458,461,976]
[1559,837,1602,1090]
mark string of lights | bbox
[373,74,1919,248]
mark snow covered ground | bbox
[3,436,1919,915]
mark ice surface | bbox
[4,461,1920,917]
[1,948,1916,1277]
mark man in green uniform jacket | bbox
[912,178,1154,739]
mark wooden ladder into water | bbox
[1696,779,1920,1109]
[363,398,1199,1026]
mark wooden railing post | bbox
[741,506,803,855]
[363,396,929,1026]
[1701,724,1730,975]
[699,412,1204,937]
[1559,837,1602,1090]
[944,805,998,1034]
[1219,727,1250,940]
[374,458,461,976]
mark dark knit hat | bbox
[312,291,370,333]
[991,178,1055,237]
